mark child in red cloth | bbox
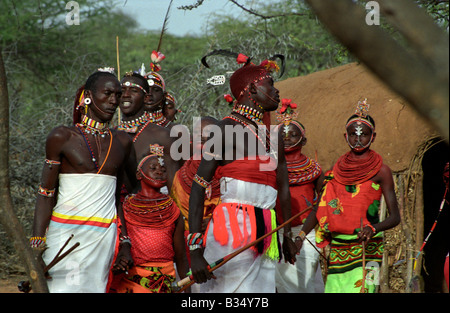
[298,99,400,293]
[110,149,189,293]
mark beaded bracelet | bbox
[119,235,132,246]
[295,230,306,242]
[29,236,46,249]
[187,232,204,250]
[365,223,376,234]
[38,185,56,198]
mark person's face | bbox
[251,77,280,112]
[345,122,375,153]
[163,100,177,121]
[144,85,165,112]
[283,124,303,150]
[139,157,167,189]
[120,77,146,117]
[85,76,121,122]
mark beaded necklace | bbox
[147,109,170,127]
[132,119,152,143]
[76,115,110,137]
[231,103,264,125]
[224,114,271,154]
[118,112,150,133]
[76,124,113,174]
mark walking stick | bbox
[18,234,80,293]
[360,218,366,293]
[175,206,313,293]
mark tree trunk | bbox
[304,0,449,142]
[0,47,48,293]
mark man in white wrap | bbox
[188,53,298,293]
[31,69,136,292]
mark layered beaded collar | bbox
[76,115,110,137]
[147,109,170,127]
[231,103,264,125]
[118,112,150,133]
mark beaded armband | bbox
[38,185,56,198]
[187,232,204,251]
[193,174,212,200]
[29,236,46,249]
[45,159,61,170]
[193,174,210,188]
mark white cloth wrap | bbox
[196,177,278,293]
[43,173,118,293]
[275,225,324,293]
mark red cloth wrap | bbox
[215,157,278,189]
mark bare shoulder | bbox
[373,163,394,185]
[111,128,133,147]
[46,125,73,142]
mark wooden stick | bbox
[176,206,313,293]
[18,236,80,293]
[360,218,366,293]
[116,36,121,124]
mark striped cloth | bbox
[44,173,118,293]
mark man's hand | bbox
[112,243,134,273]
[282,237,298,264]
[190,249,216,283]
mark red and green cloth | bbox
[315,150,384,293]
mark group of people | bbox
[30,51,401,293]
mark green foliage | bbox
[0,0,447,277]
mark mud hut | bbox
[273,62,448,293]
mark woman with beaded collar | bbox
[274,102,325,293]
[297,99,400,293]
[187,52,298,293]
[31,68,136,292]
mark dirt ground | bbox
[0,275,28,293]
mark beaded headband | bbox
[145,72,166,92]
[121,80,147,94]
[166,93,176,104]
[345,98,374,130]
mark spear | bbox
[175,205,313,293]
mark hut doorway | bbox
[421,138,449,293]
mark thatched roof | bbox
[272,62,438,173]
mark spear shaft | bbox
[176,205,313,292]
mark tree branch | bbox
[228,0,307,19]
[304,0,449,142]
